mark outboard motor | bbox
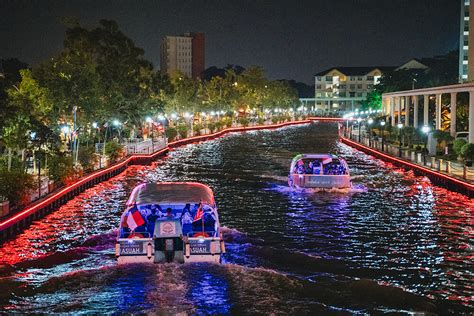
[153,219,184,263]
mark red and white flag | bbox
[127,206,145,231]
[193,206,203,222]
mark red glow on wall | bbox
[0,119,311,232]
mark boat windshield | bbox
[118,202,218,239]
[293,158,348,175]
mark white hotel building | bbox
[460,0,474,82]
[314,67,392,112]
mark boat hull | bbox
[288,174,351,189]
[116,237,223,264]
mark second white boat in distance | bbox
[288,154,351,189]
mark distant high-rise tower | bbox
[160,32,205,79]
[460,0,474,82]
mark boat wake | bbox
[266,183,367,194]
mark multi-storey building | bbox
[460,0,474,82]
[314,67,394,111]
[160,32,205,79]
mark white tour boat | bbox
[116,182,225,264]
[288,154,351,189]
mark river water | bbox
[0,122,472,314]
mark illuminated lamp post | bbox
[61,125,71,153]
[145,116,153,140]
[421,125,431,165]
[397,123,403,157]
[357,118,362,142]
[113,119,122,141]
[367,118,374,146]
[184,112,194,136]
[380,121,386,151]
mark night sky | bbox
[0,0,460,83]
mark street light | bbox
[397,123,403,157]
[61,125,70,135]
[421,125,431,163]
[380,121,386,151]
[357,118,362,142]
[367,118,374,146]
[112,120,122,140]
[184,112,194,136]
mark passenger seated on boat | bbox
[181,207,193,234]
[192,209,216,232]
[120,215,131,237]
[151,204,163,217]
[165,207,173,218]
[306,162,313,174]
[296,160,305,174]
[147,209,159,234]
[312,161,321,174]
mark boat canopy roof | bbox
[292,154,339,161]
[290,154,347,168]
[126,182,215,206]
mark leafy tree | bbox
[105,140,124,162]
[0,58,29,131]
[360,90,382,110]
[164,73,200,115]
[165,127,178,142]
[239,117,250,127]
[3,69,54,169]
[48,154,74,183]
[453,139,467,156]
[177,124,189,139]
[193,123,204,136]
[0,168,35,207]
[461,143,474,161]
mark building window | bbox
[357,92,363,97]
[339,92,346,97]
[316,85,322,89]
[339,84,346,89]
[350,76,355,81]
[316,93,322,97]
[350,84,355,89]
[316,76,321,81]
[357,84,362,89]
[357,77,363,81]
[349,92,355,97]
[367,76,374,81]
[325,76,333,81]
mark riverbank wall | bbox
[340,136,474,197]
[0,120,311,241]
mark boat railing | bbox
[119,231,152,239]
[292,172,349,176]
[184,231,219,238]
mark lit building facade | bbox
[460,0,474,82]
[314,67,392,112]
[160,32,205,79]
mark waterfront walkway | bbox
[341,130,474,196]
